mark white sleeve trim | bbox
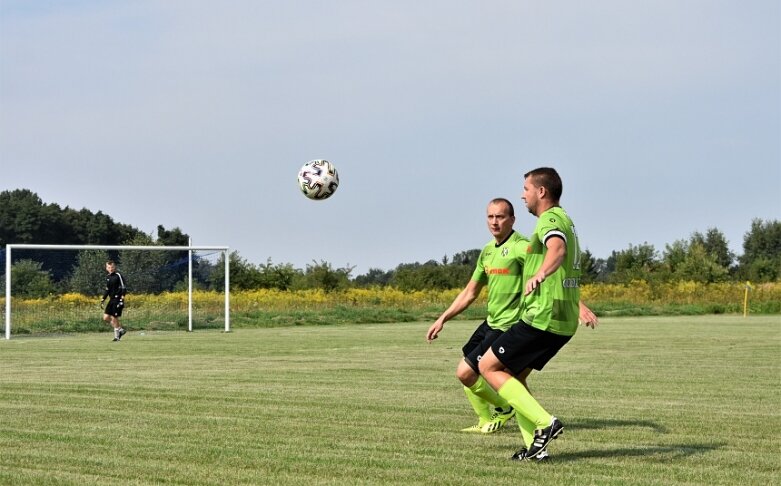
[542,230,567,245]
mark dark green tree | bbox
[738,219,781,282]
[298,260,353,292]
[391,260,455,291]
[609,243,659,283]
[68,250,111,295]
[0,189,145,286]
[579,249,599,284]
[690,228,734,270]
[209,251,263,291]
[0,190,55,244]
[154,225,192,290]
[354,268,394,287]
[117,234,168,294]
[450,249,481,267]
[662,239,688,277]
[256,259,301,291]
[156,225,190,246]
[6,259,56,298]
[673,243,729,283]
[662,233,730,283]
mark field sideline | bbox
[0,315,778,485]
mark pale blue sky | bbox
[1,1,779,275]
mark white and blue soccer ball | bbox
[297,159,339,200]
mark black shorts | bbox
[105,299,125,317]
[489,321,571,376]
[462,320,505,373]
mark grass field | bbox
[0,315,779,485]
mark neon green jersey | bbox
[472,230,530,331]
[521,207,581,336]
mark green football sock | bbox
[469,376,512,411]
[464,386,492,423]
[497,377,552,428]
[515,412,536,447]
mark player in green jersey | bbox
[426,198,526,434]
[427,197,597,438]
[479,167,598,460]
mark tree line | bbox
[1,189,779,297]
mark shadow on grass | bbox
[485,440,723,462]
[552,442,724,462]
[487,417,723,462]
[561,417,723,460]
[566,417,669,434]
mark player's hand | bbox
[525,270,545,295]
[578,303,599,329]
[426,321,444,342]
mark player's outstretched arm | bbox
[426,280,483,342]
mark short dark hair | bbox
[489,197,515,217]
[106,260,116,266]
[524,167,562,202]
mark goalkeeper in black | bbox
[101,260,127,341]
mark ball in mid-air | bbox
[297,159,339,200]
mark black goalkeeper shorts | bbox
[105,299,125,317]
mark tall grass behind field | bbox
[582,281,781,315]
[1,288,475,334]
[0,316,778,485]
[1,291,230,334]
[1,282,779,335]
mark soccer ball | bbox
[297,159,339,200]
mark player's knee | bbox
[455,364,477,386]
[477,352,498,376]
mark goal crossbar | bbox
[4,244,230,339]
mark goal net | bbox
[2,244,230,339]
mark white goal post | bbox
[4,244,230,340]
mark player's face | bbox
[105,263,115,274]
[486,202,514,241]
[522,177,540,215]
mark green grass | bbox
[0,315,779,485]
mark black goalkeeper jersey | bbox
[103,272,127,300]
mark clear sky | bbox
[2,1,779,276]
